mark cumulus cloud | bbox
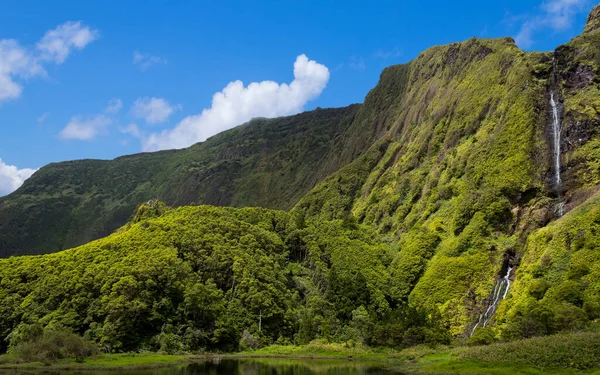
[0,159,37,196]
[59,115,112,140]
[133,51,167,70]
[105,98,123,114]
[36,21,99,64]
[0,40,45,101]
[132,97,180,124]
[515,0,589,48]
[142,54,329,151]
[0,21,97,103]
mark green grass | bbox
[405,332,600,375]
[0,352,187,370]
[237,341,407,360]
[238,333,600,375]
[407,357,600,375]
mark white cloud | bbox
[0,21,97,103]
[120,123,142,138]
[515,0,589,48]
[59,98,120,141]
[105,98,122,114]
[37,112,49,122]
[142,54,329,151]
[0,159,37,196]
[133,51,167,70]
[0,40,45,101]
[132,97,180,124]
[59,115,112,140]
[37,21,99,64]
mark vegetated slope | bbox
[0,203,448,353]
[295,7,600,337]
[3,5,600,348]
[296,36,548,335]
[496,190,600,339]
[0,106,363,257]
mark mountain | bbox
[1,4,600,351]
[295,7,600,335]
[0,106,362,256]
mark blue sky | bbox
[0,0,595,195]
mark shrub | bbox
[155,332,186,354]
[239,330,262,351]
[13,329,98,364]
[467,327,496,346]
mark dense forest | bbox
[1,3,600,356]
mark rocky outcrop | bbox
[584,4,600,34]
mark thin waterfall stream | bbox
[550,58,564,217]
[550,92,564,217]
[470,265,513,336]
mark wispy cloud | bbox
[514,0,590,48]
[58,98,120,140]
[133,51,167,70]
[132,97,180,124]
[0,21,97,103]
[37,112,49,123]
[36,21,99,64]
[141,54,329,151]
[0,158,37,196]
[59,115,112,140]
[120,123,142,139]
[104,98,122,114]
[349,56,366,71]
[375,47,403,59]
[0,40,45,101]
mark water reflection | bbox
[1,359,403,375]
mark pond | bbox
[1,359,407,375]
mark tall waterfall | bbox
[550,58,564,217]
[550,92,562,191]
[470,265,513,336]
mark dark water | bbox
[1,359,404,375]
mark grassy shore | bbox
[238,332,600,374]
[401,332,600,375]
[0,352,188,371]
[0,332,598,374]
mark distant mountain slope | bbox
[0,106,362,256]
[0,57,416,258]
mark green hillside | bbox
[1,3,600,359]
[0,105,362,257]
[0,203,449,352]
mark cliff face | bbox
[296,11,600,336]
[553,11,600,211]
[296,36,547,334]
